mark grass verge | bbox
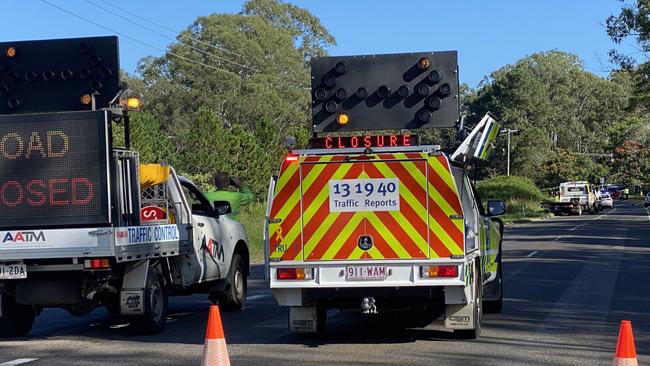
[477,175,551,223]
[239,202,266,263]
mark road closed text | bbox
[0,178,94,208]
[0,111,109,227]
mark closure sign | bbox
[329,178,400,212]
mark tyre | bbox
[0,293,35,338]
[132,266,168,334]
[218,253,247,311]
[455,263,482,339]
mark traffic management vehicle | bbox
[543,181,599,216]
[0,37,250,337]
[264,52,506,338]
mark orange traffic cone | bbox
[612,320,638,366]
[201,305,231,366]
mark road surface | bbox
[1,202,648,365]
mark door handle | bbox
[197,222,204,227]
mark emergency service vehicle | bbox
[264,52,505,338]
[0,36,249,337]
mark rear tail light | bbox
[285,154,299,162]
[420,265,458,278]
[276,267,314,280]
[84,258,110,270]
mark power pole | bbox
[500,129,519,176]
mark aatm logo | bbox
[2,231,46,243]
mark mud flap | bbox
[289,306,318,333]
[444,267,478,330]
[120,260,149,315]
[120,290,145,315]
[444,302,476,330]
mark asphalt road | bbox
[1,201,648,365]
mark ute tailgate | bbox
[267,152,465,262]
[300,153,429,261]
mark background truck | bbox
[0,36,250,337]
[543,181,598,215]
[264,52,505,338]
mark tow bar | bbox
[361,297,378,314]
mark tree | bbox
[243,0,336,61]
[133,0,335,196]
[611,140,650,187]
[465,51,631,185]
[606,0,650,68]
[607,1,650,113]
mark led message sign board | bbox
[309,134,419,149]
[0,110,110,228]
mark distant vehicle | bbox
[644,193,650,207]
[606,186,621,200]
[594,190,603,210]
[600,193,614,209]
[542,181,598,216]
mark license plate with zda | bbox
[345,265,387,281]
[0,264,27,280]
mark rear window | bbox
[563,186,585,194]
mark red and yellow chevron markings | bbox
[268,152,465,261]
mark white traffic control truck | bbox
[264,52,505,338]
[544,181,598,216]
[0,36,250,337]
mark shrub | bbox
[476,175,548,203]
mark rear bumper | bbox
[269,259,468,289]
[291,286,447,311]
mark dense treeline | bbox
[124,0,331,194]
[123,0,650,196]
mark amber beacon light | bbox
[81,94,92,105]
[336,112,350,126]
[418,57,430,70]
[6,47,16,58]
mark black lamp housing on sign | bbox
[310,51,459,133]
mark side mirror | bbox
[487,200,507,216]
[213,201,232,216]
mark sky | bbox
[0,0,641,88]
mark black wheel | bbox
[455,263,482,339]
[219,253,247,311]
[0,293,35,338]
[132,266,168,334]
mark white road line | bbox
[526,251,539,258]
[246,294,271,302]
[0,359,39,366]
[567,212,605,231]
